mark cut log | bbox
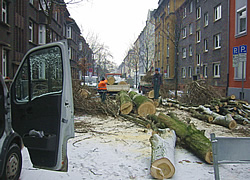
[129,91,156,117]
[148,90,154,99]
[149,113,213,164]
[118,81,127,85]
[118,91,133,115]
[79,89,91,99]
[233,114,250,125]
[107,76,115,85]
[198,105,237,129]
[189,109,213,122]
[150,129,176,179]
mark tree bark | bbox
[198,105,237,129]
[189,109,213,122]
[118,91,133,115]
[150,129,176,179]
[129,91,156,117]
[150,113,213,164]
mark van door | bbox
[10,42,74,171]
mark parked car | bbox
[0,41,74,180]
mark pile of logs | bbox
[163,94,250,128]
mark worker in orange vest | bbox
[98,77,107,102]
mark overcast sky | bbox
[67,0,158,66]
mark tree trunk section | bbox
[118,81,127,85]
[189,109,213,122]
[107,76,115,85]
[148,90,154,99]
[150,129,176,179]
[154,113,213,164]
[198,105,237,129]
[129,91,156,117]
[118,91,133,115]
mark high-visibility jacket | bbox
[98,80,107,90]
[104,79,108,84]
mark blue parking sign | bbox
[239,45,247,53]
[233,47,239,55]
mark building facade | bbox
[154,0,185,83]
[0,0,92,80]
[178,0,229,96]
[228,0,249,101]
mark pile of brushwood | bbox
[180,80,222,105]
[72,80,119,117]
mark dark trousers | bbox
[154,85,160,100]
[99,90,107,102]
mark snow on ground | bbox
[20,114,250,180]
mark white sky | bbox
[67,0,158,66]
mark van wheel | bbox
[1,144,22,180]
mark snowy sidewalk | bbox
[20,115,250,180]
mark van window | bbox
[14,46,63,102]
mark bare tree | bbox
[86,32,113,78]
[38,0,90,43]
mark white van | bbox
[0,41,74,179]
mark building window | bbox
[196,31,201,43]
[196,66,200,74]
[79,42,83,51]
[234,61,246,80]
[68,47,72,59]
[183,7,187,18]
[29,21,33,42]
[196,7,201,20]
[237,7,247,34]
[67,26,72,39]
[188,67,192,78]
[203,64,208,78]
[182,48,187,58]
[167,44,169,57]
[182,67,186,78]
[213,63,220,78]
[39,25,46,44]
[39,0,46,10]
[204,39,208,52]
[189,45,193,56]
[182,27,187,38]
[189,1,193,13]
[204,12,209,26]
[214,4,221,21]
[166,65,169,78]
[167,3,170,14]
[189,23,193,35]
[2,0,7,23]
[197,54,201,66]
[2,49,7,77]
[214,33,221,49]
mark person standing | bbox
[98,77,107,102]
[152,68,162,100]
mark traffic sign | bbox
[233,47,239,67]
[233,47,239,55]
[239,45,247,62]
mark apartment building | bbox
[154,0,185,84]
[178,0,229,96]
[228,0,249,101]
[0,0,92,80]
